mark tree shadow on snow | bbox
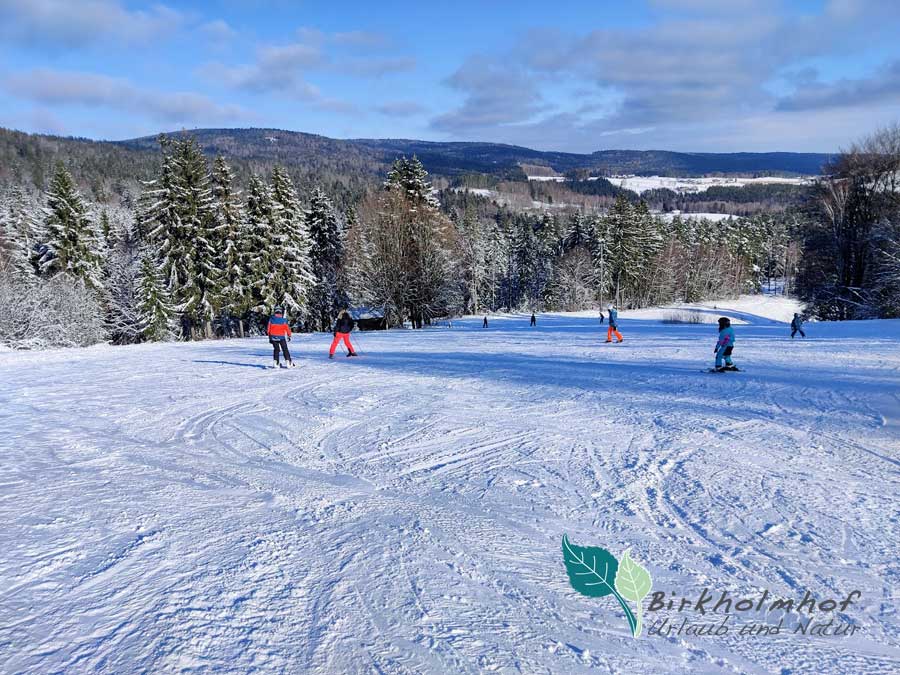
[349,349,897,429]
[192,359,271,370]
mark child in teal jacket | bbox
[714,317,736,371]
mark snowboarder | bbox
[713,316,737,372]
[329,309,358,358]
[530,313,536,327]
[267,307,295,368]
[605,304,623,343]
[483,316,489,328]
[790,313,806,339]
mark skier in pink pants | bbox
[329,309,358,358]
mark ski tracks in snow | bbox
[1,314,899,673]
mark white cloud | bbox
[375,101,428,117]
[201,19,237,44]
[0,0,184,48]
[4,68,250,125]
[777,60,900,111]
[431,0,900,151]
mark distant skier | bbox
[605,304,623,343]
[599,309,605,325]
[267,307,295,368]
[329,309,358,358]
[530,313,536,327]
[713,316,737,372]
[790,313,806,339]
[483,316,489,328]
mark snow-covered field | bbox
[656,210,735,222]
[605,175,813,195]
[2,298,899,674]
[524,174,814,194]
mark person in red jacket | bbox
[267,307,295,368]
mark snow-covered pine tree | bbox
[564,212,590,251]
[211,156,250,336]
[601,195,664,307]
[139,137,221,338]
[589,213,612,307]
[38,163,103,290]
[136,250,176,342]
[384,155,440,208]
[456,209,487,314]
[103,215,143,344]
[244,174,279,318]
[340,205,377,309]
[514,216,551,310]
[305,187,346,331]
[268,166,315,320]
[0,186,39,285]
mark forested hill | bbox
[350,138,831,177]
[1,126,831,199]
[128,129,830,176]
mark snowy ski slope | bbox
[1,298,898,674]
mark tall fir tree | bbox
[244,174,280,316]
[136,251,176,342]
[139,137,221,337]
[269,166,315,320]
[305,187,345,331]
[103,216,143,344]
[38,163,103,289]
[211,156,250,333]
[0,186,39,285]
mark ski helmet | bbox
[718,316,730,329]
[607,303,614,310]
[274,306,284,315]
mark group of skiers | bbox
[266,307,358,368]
[268,305,807,372]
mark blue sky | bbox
[1,0,899,152]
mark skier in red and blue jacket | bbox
[267,307,295,368]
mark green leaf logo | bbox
[562,535,652,638]
[614,549,653,637]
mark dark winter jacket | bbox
[791,315,803,330]
[334,315,355,334]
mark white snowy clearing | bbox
[524,174,814,194]
[2,297,899,674]
[604,175,813,195]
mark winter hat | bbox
[607,303,614,310]
[274,307,284,315]
[718,316,731,329]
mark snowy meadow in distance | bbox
[1,299,899,673]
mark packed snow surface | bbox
[2,298,899,674]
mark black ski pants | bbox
[271,337,292,362]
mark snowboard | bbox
[703,367,741,373]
